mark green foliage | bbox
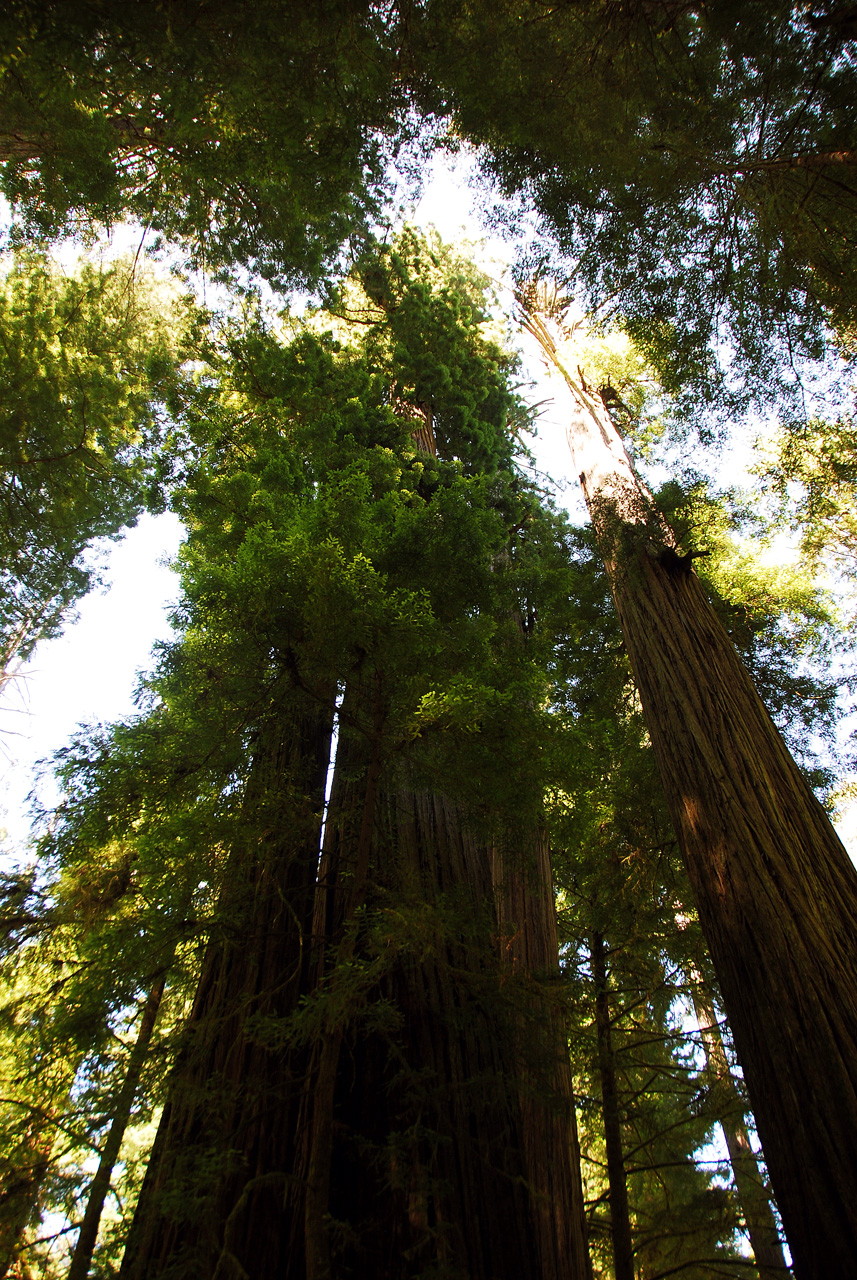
[0,0,403,286]
[549,724,752,1277]
[160,235,561,779]
[0,235,579,1269]
[2,227,833,1275]
[0,0,851,1264]
[0,825,199,1276]
[5,0,856,406]
[657,478,843,790]
[408,0,857,405]
[0,251,189,673]
[754,413,857,622]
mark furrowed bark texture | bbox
[302,681,386,1280]
[692,982,790,1277]
[304,709,590,1278]
[590,933,635,1280]
[490,829,592,1280]
[120,703,334,1280]
[606,517,857,1280]
[523,308,857,1280]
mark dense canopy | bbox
[1,6,856,1280]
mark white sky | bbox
[0,513,185,852]
[1,155,854,863]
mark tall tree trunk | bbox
[300,691,591,1278]
[590,932,635,1280]
[120,701,334,1280]
[294,389,588,1274]
[489,827,592,1280]
[521,305,857,1280]
[67,973,168,1280]
[303,676,385,1280]
[691,980,791,1278]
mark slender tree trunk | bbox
[120,701,334,1280]
[0,1053,79,1278]
[590,932,635,1280]
[67,974,168,1280]
[691,981,791,1278]
[521,305,857,1280]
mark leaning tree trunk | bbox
[589,932,635,1280]
[120,699,334,1280]
[68,973,168,1280]
[521,304,857,1280]
[691,980,790,1278]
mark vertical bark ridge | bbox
[304,744,591,1278]
[312,776,533,1278]
[610,542,857,1278]
[520,302,857,1279]
[304,679,386,1280]
[490,828,593,1280]
[120,702,334,1280]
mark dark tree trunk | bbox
[120,702,334,1280]
[692,982,791,1277]
[489,828,592,1280]
[590,932,635,1280]
[521,306,857,1280]
[302,678,386,1280]
[121,683,590,1278]
[0,1126,54,1280]
[300,696,591,1278]
[68,974,168,1280]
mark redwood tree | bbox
[118,238,590,1279]
[522,300,857,1280]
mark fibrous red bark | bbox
[521,302,857,1280]
[120,705,334,1280]
[303,705,591,1279]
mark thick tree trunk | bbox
[489,828,592,1280]
[120,702,334,1280]
[303,679,385,1280]
[691,982,790,1278]
[301,697,591,1278]
[522,307,857,1280]
[67,974,167,1280]
[324,784,535,1278]
[590,932,635,1280]
[283,406,590,1276]
[0,1127,54,1279]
